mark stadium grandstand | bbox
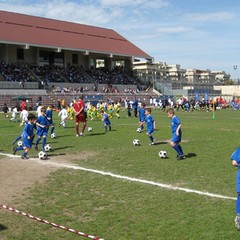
[0,10,159,110]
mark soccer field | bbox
[0,108,239,239]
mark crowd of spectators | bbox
[0,62,34,83]
[0,63,143,92]
[87,66,136,85]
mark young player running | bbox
[35,107,48,151]
[145,108,156,145]
[166,108,186,160]
[231,147,240,230]
[46,105,55,135]
[13,113,36,159]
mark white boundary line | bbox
[0,153,236,201]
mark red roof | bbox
[0,10,152,60]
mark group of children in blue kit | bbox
[12,100,240,230]
[138,104,186,159]
[138,103,240,230]
[13,106,55,159]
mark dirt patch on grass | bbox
[0,151,97,205]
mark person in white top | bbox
[36,104,42,117]
[10,105,18,122]
[58,105,68,128]
[19,106,29,126]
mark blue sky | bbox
[1,0,240,78]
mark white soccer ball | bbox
[137,127,142,133]
[133,139,140,146]
[17,140,23,147]
[159,150,168,159]
[87,127,93,132]
[51,133,56,138]
[44,144,51,152]
[38,151,47,160]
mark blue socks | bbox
[173,145,183,155]
[12,135,22,145]
[42,137,47,149]
[50,127,55,135]
[149,136,154,142]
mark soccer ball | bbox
[44,144,52,152]
[137,127,142,133]
[133,139,140,146]
[159,150,168,159]
[38,151,47,160]
[51,133,56,138]
[17,140,23,147]
[87,127,93,132]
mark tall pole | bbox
[233,65,238,82]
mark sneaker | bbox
[177,154,186,160]
[149,142,155,145]
[80,132,84,136]
[235,215,240,230]
[13,147,17,155]
[21,155,29,159]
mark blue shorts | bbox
[147,129,154,135]
[48,120,54,125]
[23,138,33,148]
[171,132,182,143]
[237,170,240,193]
[37,128,48,137]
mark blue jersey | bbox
[46,109,54,124]
[231,147,240,168]
[145,114,155,134]
[138,108,145,122]
[22,122,35,148]
[36,114,48,136]
[231,147,240,193]
[102,113,111,126]
[132,100,138,109]
[171,115,182,134]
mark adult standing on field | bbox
[132,97,139,117]
[72,95,87,137]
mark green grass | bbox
[0,108,240,239]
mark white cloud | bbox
[185,11,235,22]
[0,0,123,26]
[157,26,194,34]
[99,0,170,8]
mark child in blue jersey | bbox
[166,108,186,160]
[145,108,156,145]
[101,110,111,132]
[13,113,36,159]
[138,103,146,130]
[46,105,55,135]
[35,107,48,151]
[231,147,240,230]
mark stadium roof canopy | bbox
[0,10,153,61]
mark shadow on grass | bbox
[51,146,74,151]
[186,152,197,158]
[178,153,197,161]
[47,153,66,157]
[154,141,168,145]
[54,134,73,138]
[87,132,108,136]
[0,224,8,231]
